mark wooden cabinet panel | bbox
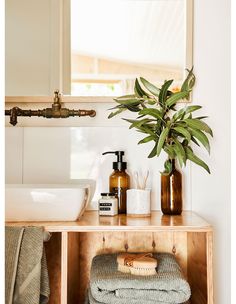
[7,211,214,303]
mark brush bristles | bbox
[118,264,156,276]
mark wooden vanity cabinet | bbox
[7,211,214,304]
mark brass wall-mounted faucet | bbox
[5,90,96,126]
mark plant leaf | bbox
[181,67,194,90]
[172,126,191,142]
[190,128,210,153]
[159,79,173,106]
[173,105,201,121]
[138,135,156,144]
[115,94,136,100]
[184,118,213,136]
[164,144,176,159]
[140,77,160,96]
[185,105,202,115]
[108,104,125,110]
[162,159,172,175]
[172,146,183,167]
[166,91,190,108]
[173,108,185,121]
[122,118,137,124]
[186,113,193,119]
[139,108,163,120]
[147,99,157,105]
[181,67,195,100]
[108,108,127,119]
[148,142,158,158]
[114,98,140,105]
[126,105,141,112]
[191,136,200,146]
[137,114,146,119]
[185,147,210,173]
[134,78,149,97]
[173,138,186,166]
[195,116,208,120]
[123,118,154,129]
[137,126,156,136]
[156,127,169,156]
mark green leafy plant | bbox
[108,68,213,174]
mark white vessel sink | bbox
[5,180,95,221]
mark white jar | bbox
[99,193,118,216]
[126,189,151,217]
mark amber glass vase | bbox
[161,159,182,215]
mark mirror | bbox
[5,0,193,98]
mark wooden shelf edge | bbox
[5,211,213,233]
[5,225,213,233]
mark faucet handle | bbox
[52,90,62,111]
[53,90,61,104]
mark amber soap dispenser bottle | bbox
[102,151,130,214]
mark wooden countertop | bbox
[6,211,212,232]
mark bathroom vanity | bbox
[7,211,213,304]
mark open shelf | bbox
[7,211,214,304]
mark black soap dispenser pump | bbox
[102,151,130,214]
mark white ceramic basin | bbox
[5,180,96,221]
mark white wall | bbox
[192,0,231,303]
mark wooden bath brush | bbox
[117,253,158,276]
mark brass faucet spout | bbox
[69,109,96,117]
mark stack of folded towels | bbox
[86,252,191,304]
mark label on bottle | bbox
[99,203,112,207]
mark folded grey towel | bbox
[88,253,191,304]
[5,226,50,304]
